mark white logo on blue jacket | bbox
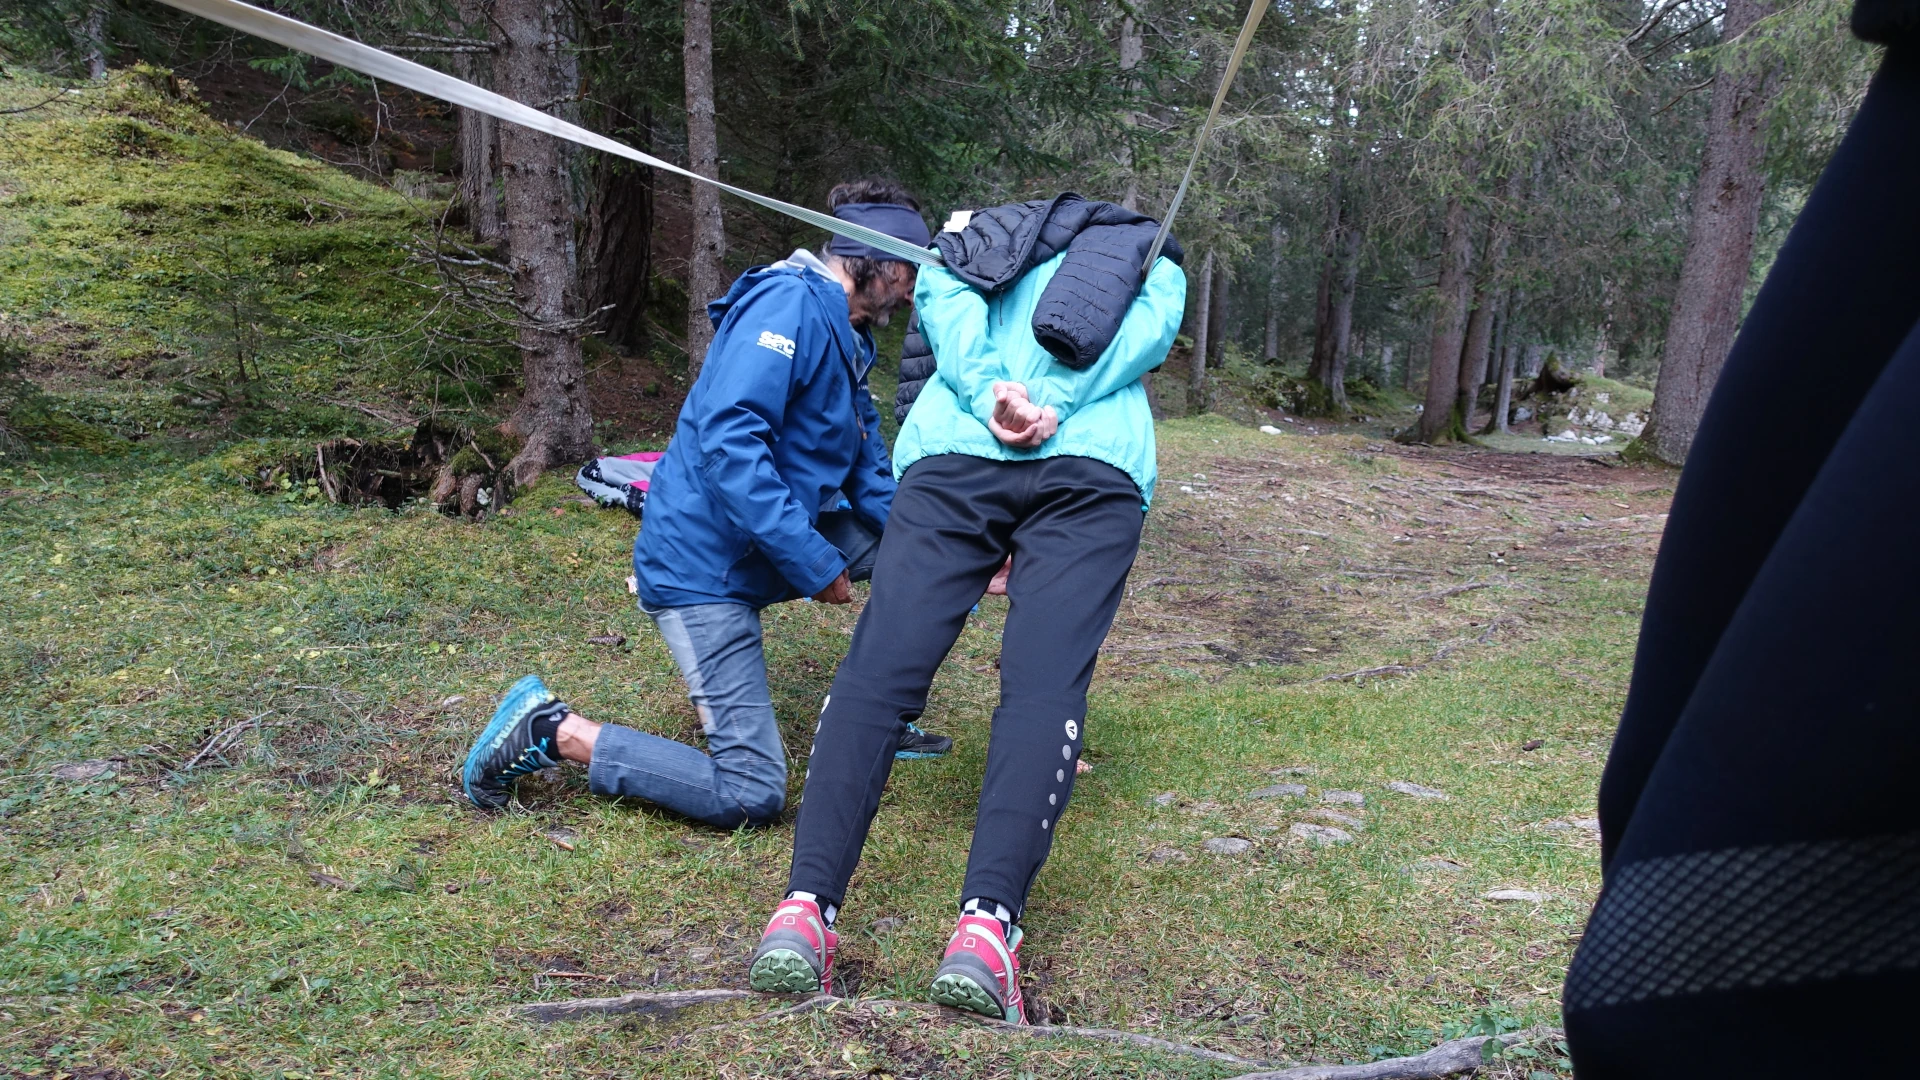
[756,330,797,358]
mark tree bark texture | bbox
[496,0,594,484]
[83,2,109,80]
[1307,172,1344,383]
[1326,223,1362,411]
[1118,14,1144,212]
[1454,190,1516,426]
[1206,258,1230,368]
[682,0,727,377]
[455,0,501,244]
[1484,288,1517,434]
[1415,198,1475,443]
[1645,0,1777,465]
[582,106,654,353]
[1189,250,1214,414]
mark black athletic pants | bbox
[785,454,1144,920]
[1564,48,1920,1078]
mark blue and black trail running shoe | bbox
[896,721,953,759]
[462,675,564,810]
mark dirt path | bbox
[1106,426,1674,677]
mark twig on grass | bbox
[1413,581,1487,602]
[518,991,1271,1067]
[511,988,750,1023]
[1317,664,1418,683]
[1225,1026,1558,1080]
[178,711,272,771]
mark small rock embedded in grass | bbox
[868,916,904,935]
[1521,739,1544,751]
[585,634,626,647]
[1203,837,1253,855]
[1385,781,1449,800]
[1413,857,1466,873]
[51,760,115,782]
[309,871,352,890]
[1483,889,1549,903]
[1321,790,1366,805]
[687,947,715,963]
[1269,766,1315,777]
[1150,792,1179,807]
[1543,817,1602,837]
[1291,823,1354,846]
[1306,809,1365,830]
[1146,845,1190,865]
[1248,783,1307,799]
[544,827,579,851]
[438,695,467,711]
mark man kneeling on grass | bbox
[747,195,1186,1022]
[459,179,951,825]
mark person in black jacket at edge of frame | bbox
[1561,3,1920,1076]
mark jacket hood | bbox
[706,249,870,377]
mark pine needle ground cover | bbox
[0,416,1670,1078]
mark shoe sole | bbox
[928,970,1003,1018]
[461,675,552,808]
[748,949,822,994]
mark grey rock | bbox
[1146,845,1191,865]
[1414,857,1466,873]
[1269,766,1315,777]
[1290,823,1354,846]
[687,947,716,963]
[868,916,905,935]
[1150,792,1179,807]
[1321,790,1366,806]
[1386,781,1450,801]
[1305,809,1365,830]
[1203,837,1254,855]
[52,760,114,782]
[1483,889,1549,903]
[1249,783,1308,799]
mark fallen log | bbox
[1226,1027,1555,1080]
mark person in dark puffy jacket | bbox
[894,312,935,427]
[459,178,949,825]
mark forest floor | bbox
[0,418,1673,1079]
[1,66,1678,1080]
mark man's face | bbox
[849,263,917,329]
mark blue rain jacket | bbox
[633,251,894,609]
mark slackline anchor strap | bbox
[1141,0,1275,271]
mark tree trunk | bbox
[455,0,501,244]
[1188,250,1214,415]
[582,106,654,353]
[1484,288,1517,434]
[682,0,727,377]
[1307,178,1343,383]
[1264,221,1285,360]
[82,2,109,80]
[1645,0,1778,465]
[1415,198,1475,443]
[1454,188,1517,427]
[1118,14,1144,212]
[1326,223,1362,411]
[497,0,594,484]
[1206,258,1230,368]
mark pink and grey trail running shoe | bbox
[748,897,836,994]
[928,914,1027,1023]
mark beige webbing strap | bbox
[152,0,944,266]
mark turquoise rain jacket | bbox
[892,252,1186,505]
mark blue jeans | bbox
[587,602,788,827]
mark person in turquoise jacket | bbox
[748,237,1185,1021]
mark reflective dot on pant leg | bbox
[1049,793,1056,805]
[1042,819,1049,829]
[1057,769,1065,782]
[1061,745,1071,760]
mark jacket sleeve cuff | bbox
[782,532,849,598]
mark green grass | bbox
[0,418,1641,1078]
[0,68,510,444]
[0,64,1632,1080]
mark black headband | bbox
[826,203,932,263]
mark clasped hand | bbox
[987,382,1058,448]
